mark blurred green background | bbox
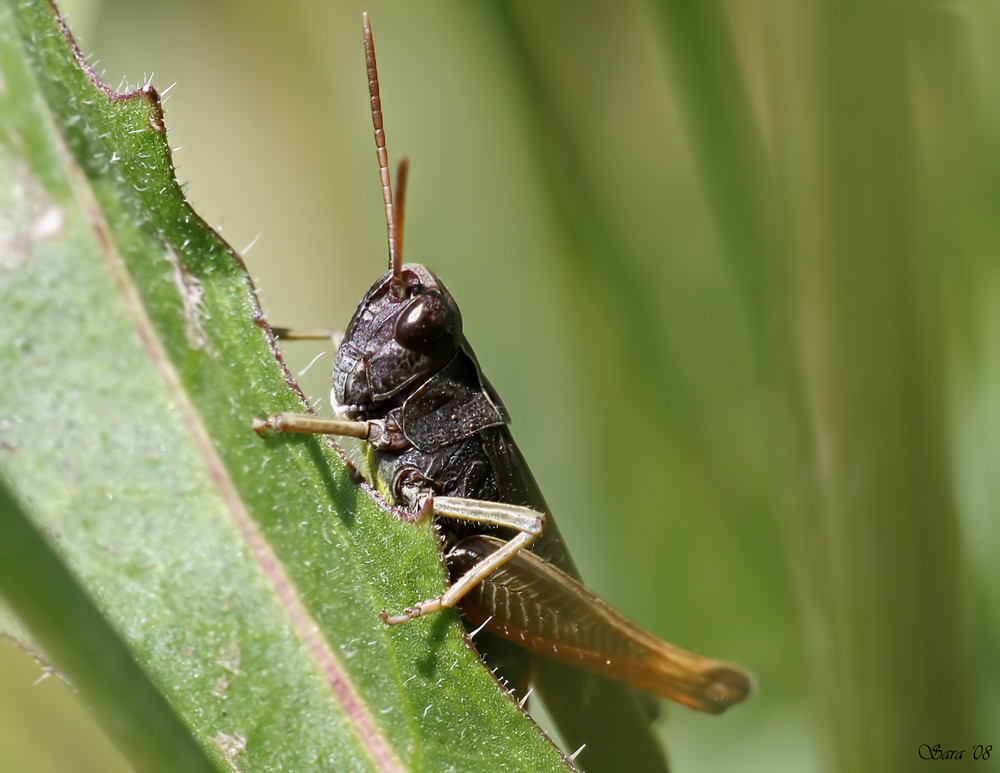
[3,0,998,770]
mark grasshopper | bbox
[255,14,750,771]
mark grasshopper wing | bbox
[452,535,750,713]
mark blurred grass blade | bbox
[486,0,680,396]
[0,1,572,770]
[648,0,773,337]
[484,1,760,514]
[767,2,981,770]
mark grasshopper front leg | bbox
[254,413,548,626]
[381,496,546,625]
[252,412,370,439]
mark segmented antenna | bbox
[363,13,404,297]
[394,156,409,264]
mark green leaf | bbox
[0,480,216,772]
[0,2,570,770]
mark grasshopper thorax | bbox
[332,262,463,420]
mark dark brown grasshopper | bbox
[255,14,750,771]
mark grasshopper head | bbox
[333,263,462,420]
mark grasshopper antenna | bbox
[363,13,405,298]
[394,156,409,265]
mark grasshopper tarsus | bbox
[382,606,425,626]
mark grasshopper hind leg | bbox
[381,496,546,625]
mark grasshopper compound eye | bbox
[395,291,451,349]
